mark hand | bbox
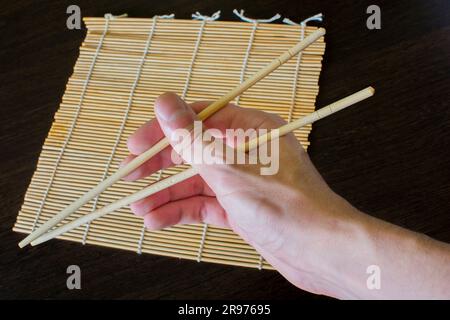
[122,92,450,299]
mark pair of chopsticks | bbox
[30,85,374,246]
[19,27,373,247]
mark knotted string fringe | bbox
[233,9,281,104]
[283,13,323,26]
[155,13,175,19]
[192,10,221,21]
[104,13,128,20]
[233,9,281,23]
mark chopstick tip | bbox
[30,237,46,246]
[18,240,28,248]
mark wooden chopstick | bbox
[30,87,375,246]
[19,27,326,248]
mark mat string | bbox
[235,22,257,105]
[283,13,323,26]
[104,13,175,20]
[197,224,208,262]
[134,12,174,251]
[258,255,264,270]
[30,12,123,233]
[137,224,147,255]
[192,10,221,21]
[104,13,128,20]
[187,18,209,262]
[285,13,323,123]
[233,9,281,23]
[154,13,175,19]
[82,15,159,244]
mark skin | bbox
[121,92,450,299]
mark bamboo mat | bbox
[13,16,326,270]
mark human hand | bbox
[121,92,363,295]
[121,92,450,299]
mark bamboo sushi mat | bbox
[13,15,325,270]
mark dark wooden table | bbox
[1,0,449,299]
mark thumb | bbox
[155,92,197,134]
[154,92,257,196]
[154,92,201,164]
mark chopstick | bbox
[30,87,375,246]
[19,27,326,248]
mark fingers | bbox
[130,174,215,216]
[126,117,165,155]
[126,101,213,155]
[120,150,180,181]
[155,92,198,135]
[154,92,202,163]
[143,196,229,230]
[128,98,285,156]
[192,101,286,132]
[123,92,293,181]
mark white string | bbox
[135,14,175,252]
[181,19,206,99]
[192,10,221,21]
[82,16,158,244]
[30,14,114,233]
[104,13,128,20]
[184,17,210,262]
[257,255,264,270]
[137,224,147,254]
[287,25,305,123]
[155,13,175,19]
[197,223,208,262]
[235,22,258,105]
[285,13,323,122]
[233,9,281,23]
[282,13,323,26]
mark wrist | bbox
[266,188,371,297]
[290,193,379,298]
[314,210,380,298]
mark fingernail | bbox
[156,96,187,122]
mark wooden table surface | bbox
[1,0,449,299]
